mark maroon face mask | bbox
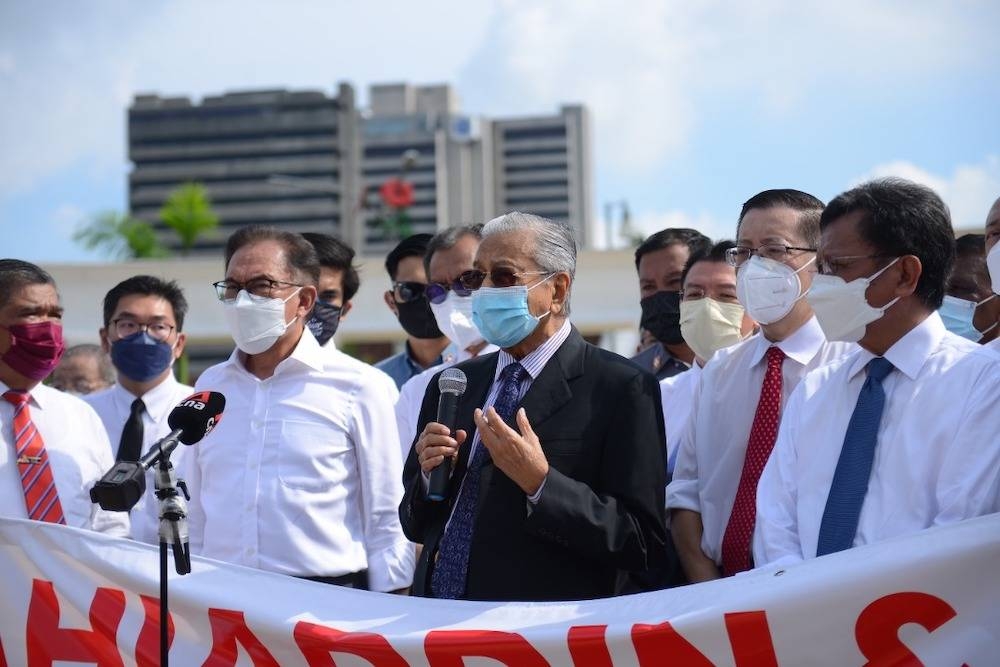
[1,321,66,381]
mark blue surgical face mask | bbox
[472,275,553,348]
[110,331,174,382]
[939,294,997,342]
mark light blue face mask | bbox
[939,294,997,342]
[472,275,554,348]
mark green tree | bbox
[160,182,219,254]
[73,211,169,259]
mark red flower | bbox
[380,179,415,209]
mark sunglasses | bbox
[391,281,427,304]
[425,277,474,305]
[458,269,550,291]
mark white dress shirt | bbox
[1,381,129,536]
[182,329,414,592]
[659,363,701,476]
[753,312,1000,568]
[84,375,193,544]
[987,337,1000,353]
[395,343,499,462]
[666,316,854,565]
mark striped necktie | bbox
[4,391,66,524]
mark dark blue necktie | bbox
[816,356,894,556]
[431,362,528,599]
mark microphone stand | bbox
[154,456,190,667]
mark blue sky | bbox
[2,0,998,262]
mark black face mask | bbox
[640,290,684,345]
[307,301,342,346]
[396,296,444,339]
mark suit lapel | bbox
[519,326,586,430]
[450,353,499,491]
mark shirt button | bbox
[245,547,254,556]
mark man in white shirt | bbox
[667,190,854,583]
[183,226,413,592]
[0,259,129,537]
[395,224,497,461]
[301,232,359,348]
[662,240,756,474]
[754,178,1000,568]
[84,276,194,545]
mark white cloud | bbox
[857,155,1000,229]
[630,208,731,244]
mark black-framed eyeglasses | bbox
[111,318,175,341]
[816,254,893,276]
[213,279,303,302]
[391,281,428,304]
[425,277,474,304]
[725,243,816,268]
[458,269,550,291]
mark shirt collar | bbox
[227,327,327,377]
[112,374,184,424]
[0,380,51,409]
[495,319,572,381]
[848,311,944,381]
[750,315,828,368]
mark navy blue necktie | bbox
[431,362,528,599]
[816,356,894,556]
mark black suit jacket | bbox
[399,326,669,601]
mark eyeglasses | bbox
[725,243,816,268]
[425,277,474,304]
[213,279,302,302]
[391,281,428,304]
[458,269,550,291]
[816,254,893,276]
[111,318,175,341]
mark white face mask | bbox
[736,255,815,325]
[679,298,748,362]
[430,293,484,351]
[987,243,1000,295]
[806,258,900,343]
[223,289,301,355]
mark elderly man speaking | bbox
[400,212,669,601]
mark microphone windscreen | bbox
[167,391,227,445]
[438,368,468,396]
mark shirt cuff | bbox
[366,539,416,592]
[527,474,547,505]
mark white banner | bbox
[1,514,998,666]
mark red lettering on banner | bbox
[202,608,279,667]
[425,630,548,666]
[0,634,8,667]
[293,621,407,666]
[135,594,175,667]
[567,625,613,667]
[856,592,968,667]
[724,611,778,667]
[25,578,126,667]
[631,621,713,666]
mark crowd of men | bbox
[1,178,998,602]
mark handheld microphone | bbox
[90,391,226,511]
[427,368,467,501]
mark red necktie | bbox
[4,391,66,524]
[720,346,784,575]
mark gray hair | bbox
[481,211,576,313]
[424,223,484,275]
[482,212,577,278]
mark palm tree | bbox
[160,182,219,255]
[73,212,170,259]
